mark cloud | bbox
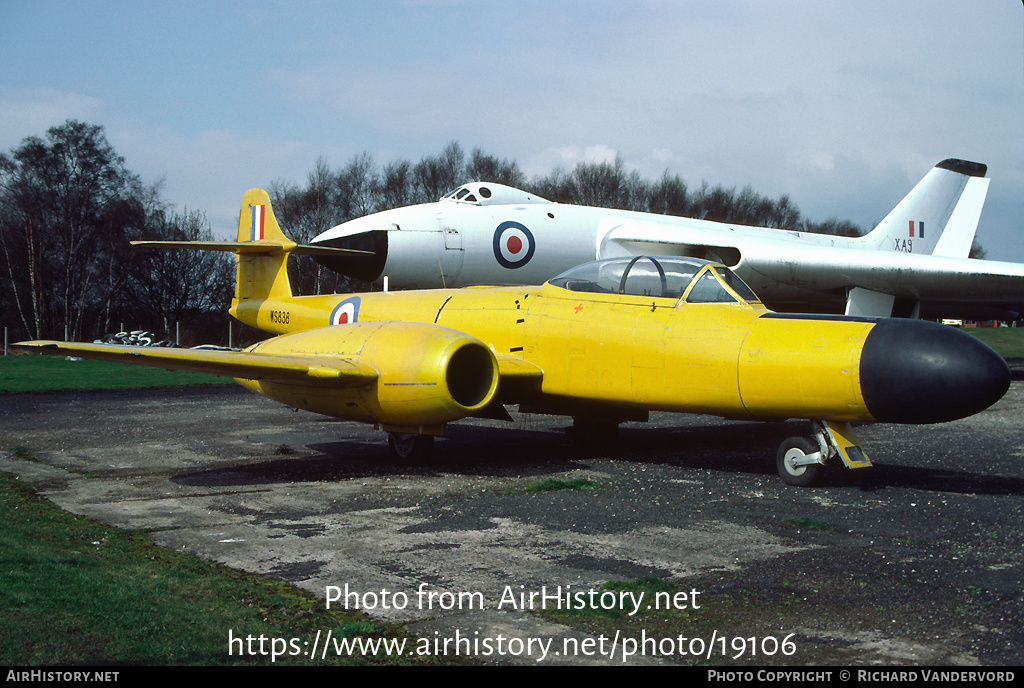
[0,88,105,150]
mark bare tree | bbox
[526,167,575,204]
[570,159,627,208]
[465,148,525,187]
[126,208,233,343]
[269,158,347,296]
[648,172,690,216]
[413,141,465,202]
[803,217,862,237]
[379,159,413,210]
[340,152,380,218]
[0,120,145,340]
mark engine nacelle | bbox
[236,321,500,431]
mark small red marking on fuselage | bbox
[574,304,584,314]
[507,236,523,254]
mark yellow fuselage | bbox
[231,281,875,423]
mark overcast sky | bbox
[2,1,1022,260]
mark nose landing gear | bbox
[776,420,872,487]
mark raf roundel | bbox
[329,297,361,325]
[493,221,536,269]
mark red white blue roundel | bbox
[329,297,361,325]
[493,221,535,269]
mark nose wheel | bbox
[776,436,825,486]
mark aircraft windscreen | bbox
[684,270,738,303]
[442,187,478,203]
[441,187,474,202]
[716,267,759,302]
[684,267,761,303]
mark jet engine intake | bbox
[238,321,500,429]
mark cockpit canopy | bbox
[441,182,552,206]
[547,256,761,304]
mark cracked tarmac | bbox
[2,383,1023,665]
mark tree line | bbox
[272,140,862,234]
[269,141,865,298]
[1,121,894,345]
[0,121,232,345]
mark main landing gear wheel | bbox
[776,436,825,487]
[387,433,434,462]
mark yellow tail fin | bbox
[236,188,295,301]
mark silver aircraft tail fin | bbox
[862,159,989,258]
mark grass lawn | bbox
[0,355,231,393]
[963,326,1024,359]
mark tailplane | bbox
[861,159,989,257]
[133,188,369,306]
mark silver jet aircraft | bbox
[311,159,1024,319]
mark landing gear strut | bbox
[776,420,872,487]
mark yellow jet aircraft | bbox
[16,189,1011,486]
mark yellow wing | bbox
[16,322,542,429]
[13,341,378,386]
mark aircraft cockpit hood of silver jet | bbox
[440,182,552,206]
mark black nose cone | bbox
[860,319,1010,424]
[313,230,388,282]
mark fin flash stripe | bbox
[251,205,266,241]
